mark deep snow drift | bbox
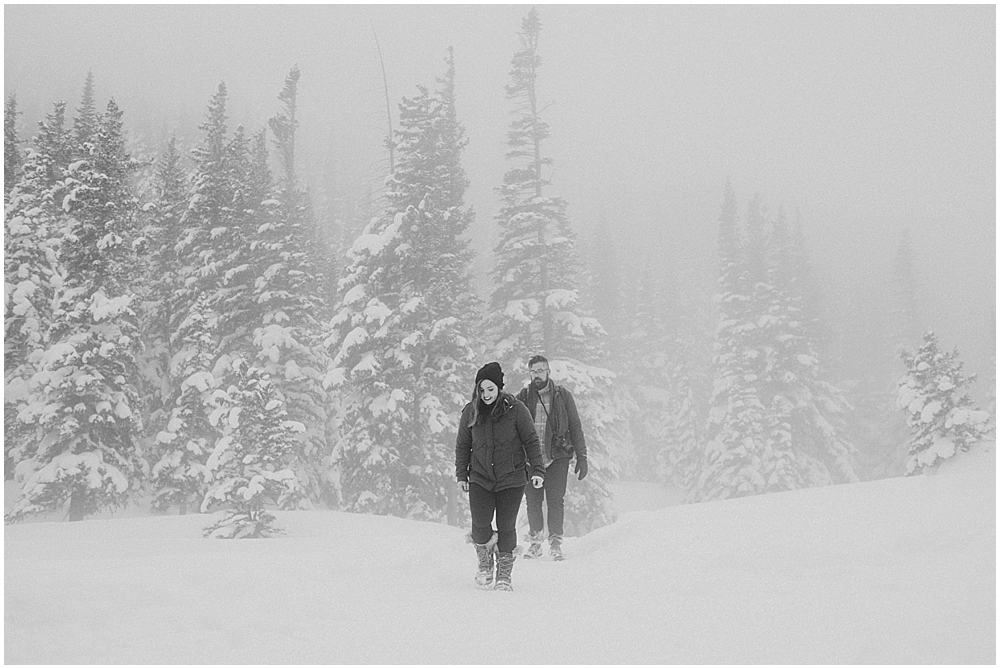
[5,444,994,664]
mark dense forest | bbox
[4,9,993,535]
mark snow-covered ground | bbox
[5,444,995,664]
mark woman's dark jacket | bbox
[516,381,587,462]
[455,392,546,492]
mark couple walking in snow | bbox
[454,356,589,591]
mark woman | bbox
[455,361,545,591]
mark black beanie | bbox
[475,361,504,390]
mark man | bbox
[515,354,588,560]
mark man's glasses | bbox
[529,368,549,376]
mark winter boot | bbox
[549,534,565,561]
[473,532,498,589]
[494,551,515,591]
[524,530,544,559]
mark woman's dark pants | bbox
[525,456,569,537]
[469,483,525,554]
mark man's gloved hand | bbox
[574,457,588,480]
[459,480,469,493]
[531,475,544,489]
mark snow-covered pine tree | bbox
[702,191,797,500]
[4,102,71,480]
[151,294,217,514]
[489,9,618,533]
[72,72,99,162]
[4,92,22,199]
[183,85,251,348]
[146,84,238,513]
[489,9,602,366]
[764,207,857,486]
[660,356,705,494]
[676,263,717,486]
[138,137,217,514]
[139,137,188,405]
[242,67,333,505]
[7,98,145,522]
[35,101,76,186]
[268,66,300,193]
[268,65,331,319]
[326,49,480,522]
[702,192,859,500]
[202,360,304,538]
[626,250,709,495]
[897,331,991,474]
[209,122,260,362]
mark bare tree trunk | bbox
[372,23,395,174]
[68,489,86,522]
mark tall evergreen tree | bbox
[243,68,332,505]
[621,247,710,494]
[326,49,480,522]
[268,65,300,193]
[897,331,991,474]
[148,84,237,514]
[702,191,794,499]
[4,102,72,480]
[34,101,75,186]
[7,99,144,522]
[139,137,218,514]
[161,84,316,511]
[488,9,602,364]
[488,9,618,533]
[764,207,857,486]
[4,92,22,199]
[660,265,714,496]
[701,188,857,500]
[72,72,99,160]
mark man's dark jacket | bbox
[455,393,546,492]
[516,381,587,462]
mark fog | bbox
[4,4,995,377]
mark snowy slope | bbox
[5,444,994,664]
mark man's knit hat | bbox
[475,361,504,390]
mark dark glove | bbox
[574,457,588,480]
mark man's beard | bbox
[532,377,548,390]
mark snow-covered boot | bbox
[494,551,515,591]
[473,532,498,589]
[524,530,544,559]
[549,534,565,561]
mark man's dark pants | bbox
[525,456,569,537]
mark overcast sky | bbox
[5,4,995,376]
